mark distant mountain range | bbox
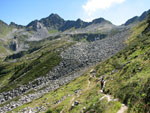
[0,9,150,36]
[26,13,112,32]
[0,9,150,33]
[0,13,112,33]
[0,9,150,57]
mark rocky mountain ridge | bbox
[124,9,150,26]
[26,13,112,32]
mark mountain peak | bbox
[48,13,63,20]
[76,18,83,22]
[0,19,8,26]
[91,17,112,24]
[9,22,25,29]
[40,13,65,30]
[49,13,60,18]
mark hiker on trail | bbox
[100,77,105,92]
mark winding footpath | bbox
[117,104,128,113]
[99,94,128,113]
[69,70,128,113]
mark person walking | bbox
[100,77,105,92]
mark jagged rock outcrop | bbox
[60,17,112,32]
[59,19,88,31]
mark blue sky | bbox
[0,0,150,25]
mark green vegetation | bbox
[0,44,9,56]
[0,39,73,92]
[126,19,148,44]
[10,52,61,83]
[95,18,150,112]
[48,29,58,34]
[0,20,11,37]
[0,41,11,58]
[11,70,122,113]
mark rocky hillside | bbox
[0,18,129,113]
[0,9,150,113]
[3,17,150,113]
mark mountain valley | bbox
[0,9,150,113]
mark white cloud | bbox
[82,0,126,15]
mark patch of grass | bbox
[0,42,11,57]
[48,30,58,34]
[45,109,53,113]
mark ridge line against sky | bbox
[0,0,150,25]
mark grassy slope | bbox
[0,39,73,92]
[0,20,12,57]
[48,29,58,34]
[11,69,122,113]
[95,19,150,112]
[0,20,11,37]
[0,43,10,57]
